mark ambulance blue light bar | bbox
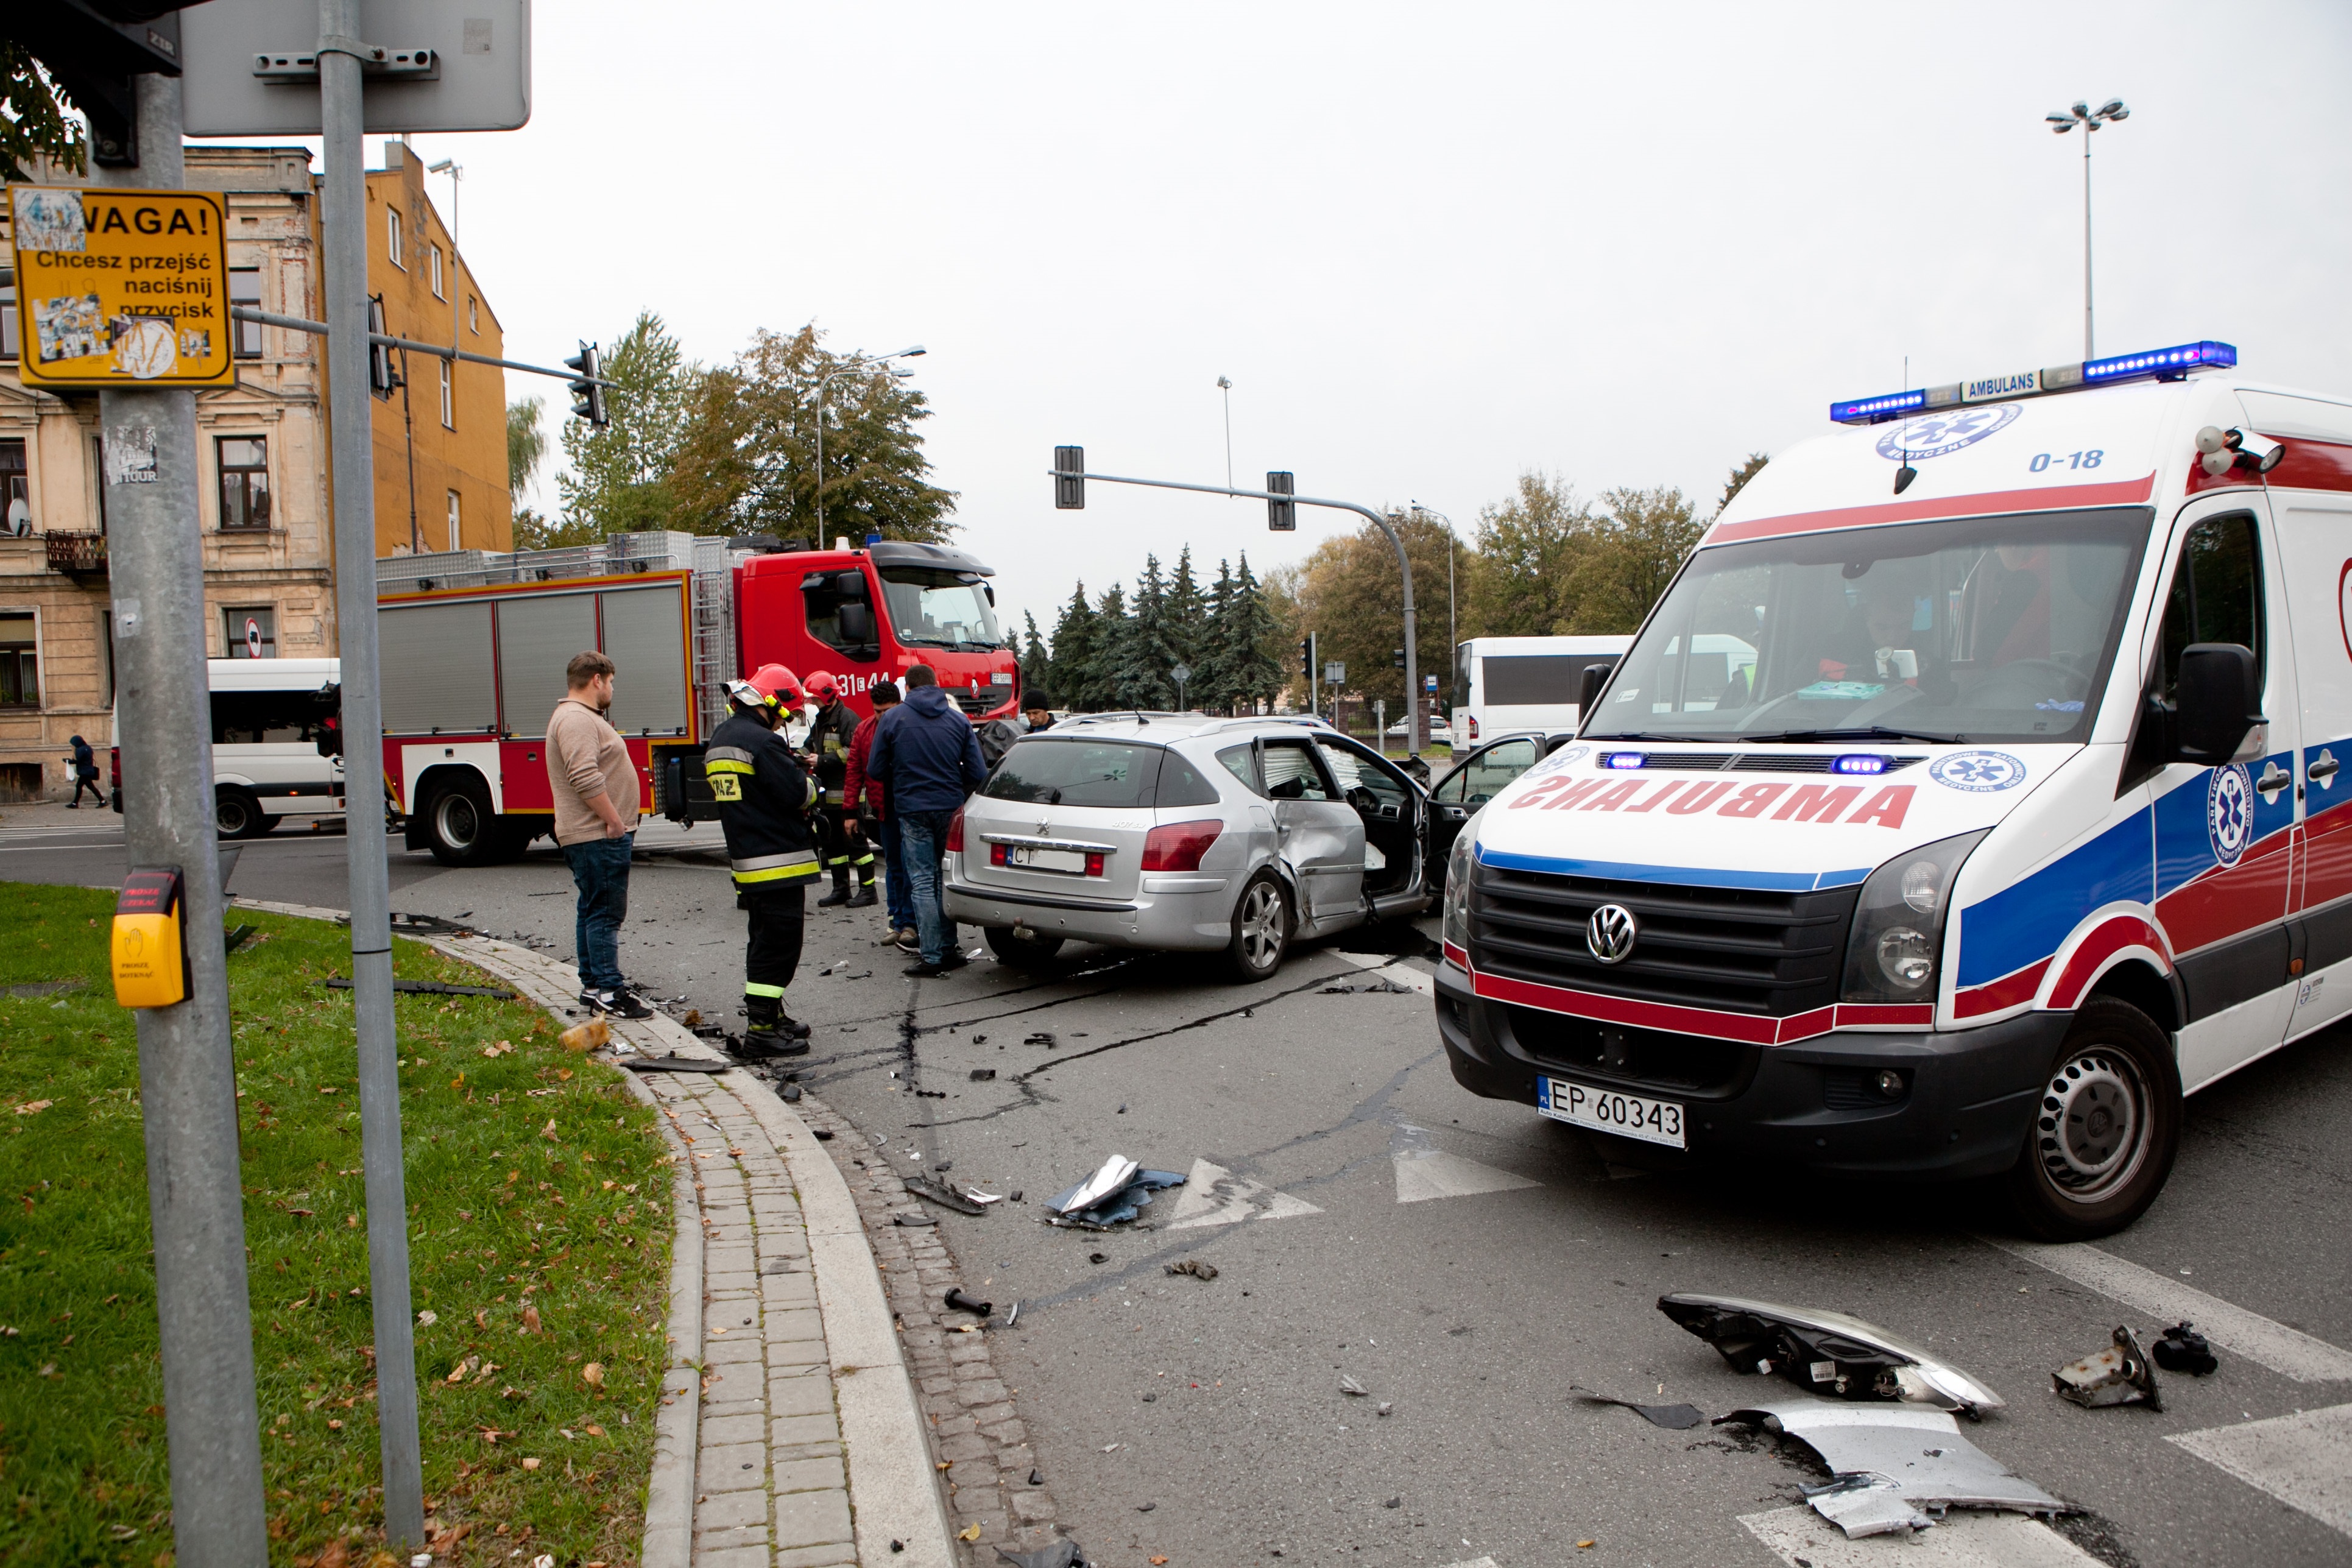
[1833,754,1887,775]
[1831,339,2238,425]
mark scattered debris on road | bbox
[1573,1386,1706,1429]
[1023,1032,1056,1047]
[906,1176,988,1215]
[995,1534,1091,1567]
[944,1288,994,1317]
[1165,1259,1218,1281]
[970,1068,997,1081]
[324,976,515,998]
[1722,1399,2071,1538]
[1044,1155,1187,1229]
[559,1019,609,1053]
[2153,1321,2219,1376]
[894,1210,938,1227]
[1340,1375,1369,1397]
[620,1054,730,1075]
[1658,1293,2004,1416]
[2053,1326,2163,1411]
[1317,976,1414,995]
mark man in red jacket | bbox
[844,680,916,948]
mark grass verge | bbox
[0,883,674,1566]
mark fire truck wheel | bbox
[214,785,275,840]
[423,776,500,867]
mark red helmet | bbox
[805,671,841,703]
[727,663,803,713]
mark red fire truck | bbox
[372,533,1019,864]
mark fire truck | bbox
[372,532,1019,864]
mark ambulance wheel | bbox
[986,925,1065,967]
[1225,871,1291,983]
[215,785,274,840]
[423,777,500,867]
[2002,997,2181,1240]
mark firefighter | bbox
[706,663,822,1058]
[801,671,876,909]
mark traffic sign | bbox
[10,186,233,390]
[1326,662,1346,685]
[181,0,532,136]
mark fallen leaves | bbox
[581,1361,604,1388]
[480,1040,515,1058]
[957,1523,982,1542]
[415,1309,437,1327]
[521,1305,542,1335]
[521,1456,542,1471]
[13,1100,52,1116]
[541,1118,560,1142]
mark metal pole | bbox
[104,69,270,1568]
[2082,128,2095,359]
[320,2,425,1546]
[814,375,827,540]
[400,347,419,553]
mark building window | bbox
[446,490,462,551]
[1,267,16,360]
[88,435,107,534]
[439,356,453,428]
[217,438,271,531]
[230,267,264,358]
[0,612,37,707]
[224,606,276,659]
[387,205,404,268]
[1,439,27,537]
[467,294,478,334]
[428,242,444,299]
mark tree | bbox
[1087,584,1130,709]
[1196,558,1237,711]
[1019,611,1052,701]
[1466,471,1593,638]
[1117,556,1179,710]
[1,46,84,182]
[554,312,697,543]
[1220,553,1284,715]
[1049,583,1103,712]
[507,395,557,546]
[1285,514,1456,715]
[1719,451,1770,515]
[1563,486,1704,633]
[1165,546,1207,676]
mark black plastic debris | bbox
[1383,1497,1401,1509]
[970,1068,997,1081]
[623,1055,732,1075]
[905,1177,987,1216]
[223,923,258,955]
[813,1129,835,1142]
[995,1541,1089,1568]
[972,1034,989,1045]
[2152,1322,2218,1376]
[780,1085,803,1103]
[894,1211,938,1228]
[1573,1386,1705,1430]
[2053,1326,2164,1411]
[944,1287,994,1317]
[1043,1156,1186,1230]
[1165,1259,1218,1281]
[1023,1032,1056,1046]
[323,977,516,999]
[1089,1252,1107,1265]
[914,1089,946,1099]
[1658,1293,2004,1416]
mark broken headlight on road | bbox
[1840,830,1988,1003]
[1658,1293,2005,1416]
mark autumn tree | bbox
[554,312,697,544]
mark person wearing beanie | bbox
[867,664,988,977]
[844,680,917,947]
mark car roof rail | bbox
[1190,713,1336,736]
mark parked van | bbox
[115,658,344,837]
[1438,340,2352,1238]
[1450,635,1631,743]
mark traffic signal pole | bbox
[105,70,271,1568]
[1048,462,1423,756]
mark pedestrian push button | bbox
[112,867,189,1009]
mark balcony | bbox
[44,532,107,578]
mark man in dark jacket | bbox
[707,664,822,1057]
[800,672,875,909]
[866,665,987,977]
[64,735,101,807]
[843,681,916,948]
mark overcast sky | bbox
[199,1,2352,647]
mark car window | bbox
[1450,738,1540,805]
[1156,751,1221,808]
[1260,740,1331,801]
[211,687,333,745]
[1215,743,1262,796]
[1317,737,1410,811]
[983,739,1164,807]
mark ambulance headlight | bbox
[1842,830,1988,1005]
[1441,811,1481,959]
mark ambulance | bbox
[1435,339,2352,1238]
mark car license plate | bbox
[1011,846,1086,873]
[1536,1076,1686,1149]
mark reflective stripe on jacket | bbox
[708,713,821,888]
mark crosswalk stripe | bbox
[2168,1402,2352,1541]
[1393,1147,1539,1204]
[1983,1238,2352,1383]
[1163,1159,1319,1230]
[1741,1505,2098,1566]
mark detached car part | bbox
[1723,1399,2071,1539]
[2052,1325,2163,1411]
[1658,1294,2005,1416]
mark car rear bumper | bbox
[1432,960,2065,1181]
[944,874,1235,952]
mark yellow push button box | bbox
[113,867,188,1009]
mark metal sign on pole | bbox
[178,0,532,136]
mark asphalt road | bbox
[11,801,2351,1568]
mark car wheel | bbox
[423,777,500,867]
[1225,870,1291,983]
[215,786,269,840]
[2001,997,2181,1240]
[986,925,1066,967]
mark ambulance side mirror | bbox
[1577,662,1612,719]
[2174,643,2262,765]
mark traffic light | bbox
[1299,634,1314,677]
[566,341,608,428]
[367,295,400,399]
[1054,446,1086,509]
[1266,471,1295,531]
[1393,647,1406,669]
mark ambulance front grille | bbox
[1468,863,1858,1017]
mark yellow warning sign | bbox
[9,185,234,390]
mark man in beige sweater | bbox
[547,651,651,1019]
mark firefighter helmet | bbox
[727,663,803,713]
[805,671,841,703]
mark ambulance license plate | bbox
[1011,846,1086,874]
[1536,1077,1686,1149]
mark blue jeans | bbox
[878,814,915,931]
[897,809,955,965]
[564,833,633,992]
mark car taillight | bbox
[1468,716,1479,740]
[1140,819,1221,872]
[946,806,965,853]
[1084,851,1104,877]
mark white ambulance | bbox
[1436,340,2352,1238]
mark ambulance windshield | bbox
[1587,506,2153,745]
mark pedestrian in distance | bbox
[801,671,876,909]
[1020,690,1056,734]
[866,664,988,978]
[844,679,918,950]
[63,735,101,808]
[545,651,652,1019]
[707,664,823,1058]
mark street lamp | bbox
[2045,99,2129,358]
[1216,377,1233,494]
[814,345,925,539]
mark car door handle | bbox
[2258,762,2292,798]
[2309,752,2339,783]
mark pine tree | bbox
[1199,558,1237,712]
[1223,552,1284,714]
[1166,546,1207,679]
[1089,584,1130,710]
[1020,611,1051,701]
[1121,556,1178,709]
[1050,582,1100,711]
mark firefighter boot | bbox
[846,868,877,909]
[817,863,852,908]
[736,994,811,1059]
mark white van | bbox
[115,659,345,837]
[1438,339,2352,1238]
[1450,635,1632,744]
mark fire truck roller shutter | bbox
[599,583,690,737]
[496,592,598,740]
[378,600,496,736]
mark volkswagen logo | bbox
[1586,903,1637,965]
